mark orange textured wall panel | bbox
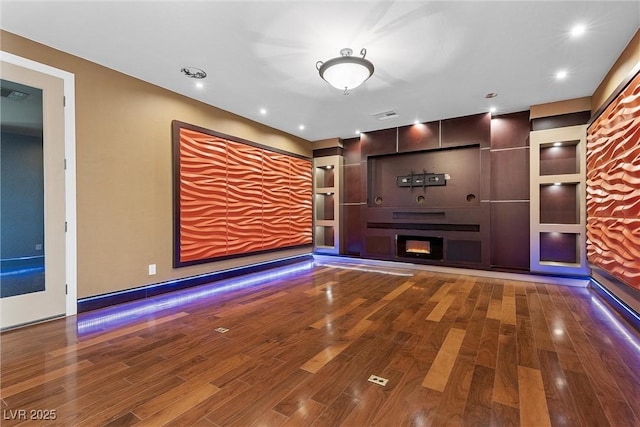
[289,156,314,246]
[586,72,640,290]
[175,123,312,266]
[179,129,228,262]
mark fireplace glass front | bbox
[397,235,443,260]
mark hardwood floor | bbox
[1,260,639,426]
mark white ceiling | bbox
[1,1,638,142]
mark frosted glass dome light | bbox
[316,48,374,94]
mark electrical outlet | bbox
[367,374,389,386]
[35,243,43,251]
[148,264,156,275]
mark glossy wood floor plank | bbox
[486,282,503,320]
[517,365,551,427]
[475,317,500,369]
[462,364,494,426]
[426,290,457,322]
[281,398,325,427]
[558,287,640,411]
[175,379,250,426]
[421,328,466,391]
[309,297,367,329]
[493,331,519,409]
[0,359,93,397]
[47,311,189,357]
[136,383,220,427]
[2,263,639,426]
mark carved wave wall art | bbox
[174,122,312,266]
[586,72,640,290]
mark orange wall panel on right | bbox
[586,71,640,290]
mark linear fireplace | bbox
[397,235,443,260]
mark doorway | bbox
[0,53,76,329]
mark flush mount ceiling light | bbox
[316,48,374,94]
[180,67,207,79]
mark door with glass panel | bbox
[0,61,66,329]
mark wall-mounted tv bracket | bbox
[396,170,447,188]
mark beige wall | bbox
[1,31,313,298]
[529,97,591,119]
[592,28,640,113]
[312,137,342,150]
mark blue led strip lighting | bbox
[77,254,312,312]
[589,294,640,354]
[589,278,640,325]
[77,259,314,335]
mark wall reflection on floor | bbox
[77,261,315,335]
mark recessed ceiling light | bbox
[414,120,420,125]
[556,70,568,80]
[571,24,586,38]
[195,82,204,89]
[553,142,562,147]
[299,124,305,130]
[355,129,361,135]
[489,107,497,113]
[554,182,562,186]
[259,108,267,115]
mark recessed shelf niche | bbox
[530,125,588,276]
[539,232,579,264]
[539,140,580,176]
[315,192,335,221]
[539,183,579,224]
[313,155,342,254]
[315,163,335,188]
[315,225,335,248]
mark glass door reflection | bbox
[0,79,45,298]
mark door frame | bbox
[1,51,77,317]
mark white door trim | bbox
[1,51,77,316]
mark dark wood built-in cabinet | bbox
[320,111,536,273]
[489,111,531,271]
[336,112,534,271]
[363,143,489,267]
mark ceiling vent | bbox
[1,87,30,101]
[372,110,399,120]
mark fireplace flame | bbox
[406,241,431,254]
